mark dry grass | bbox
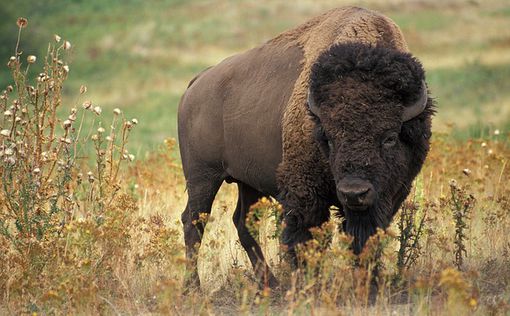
[125,133,510,315]
[1,7,510,315]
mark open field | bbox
[1,0,510,152]
[0,0,509,314]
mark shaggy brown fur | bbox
[276,7,407,213]
[280,41,433,256]
[274,6,425,257]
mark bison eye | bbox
[382,133,398,148]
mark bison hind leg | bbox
[181,174,223,291]
[233,182,279,289]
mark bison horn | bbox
[402,81,428,122]
[307,87,320,116]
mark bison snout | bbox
[337,178,375,211]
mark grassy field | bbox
[1,0,510,153]
[0,0,509,314]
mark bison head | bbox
[308,43,433,254]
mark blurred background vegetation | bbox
[1,0,509,155]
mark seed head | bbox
[113,108,121,115]
[80,85,87,94]
[97,127,105,133]
[131,118,138,125]
[128,154,135,161]
[0,130,10,137]
[4,110,13,117]
[63,120,72,128]
[17,17,28,28]
[54,34,61,43]
[33,167,41,175]
[494,129,500,136]
[5,157,16,165]
[27,55,36,64]
[481,142,487,148]
[82,100,92,109]
[60,137,72,144]
[92,106,102,115]
[91,134,98,141]
[462,168,471,176]
[7,56,16,67]
[37,73,49,82]
[63,65,70,73]
[449,179,457,188]
[63,40,72,50]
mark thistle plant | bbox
[396,200,427,274]
[0,18,140,310]
[448,179,475,270]
[0,17,138,243]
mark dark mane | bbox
[309,42,426,108]
[305,43,435,254]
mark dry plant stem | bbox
[495,159,507,198]
[33,82,42,161]
[113,124,128,183]
[14,23,22,58]
[47,47,64,146]
[108,115,118,180]
[39,46,52,137]
[73,110,86,160]
[42,129,69,189]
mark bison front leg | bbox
[280,201,331,269]
[277,151,334,269]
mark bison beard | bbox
[342,203,391,255]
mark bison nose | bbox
[337,179,375,211]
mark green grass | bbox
[391,9,455,32]
[1,0,509,153]
[427,62,510,130]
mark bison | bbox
[178,6,434,289]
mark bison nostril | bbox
[337,179,375,209]
[356,189,369,202]
[344,189,369,202]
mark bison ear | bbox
[402,81,428,122]
[307,87,321,116]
